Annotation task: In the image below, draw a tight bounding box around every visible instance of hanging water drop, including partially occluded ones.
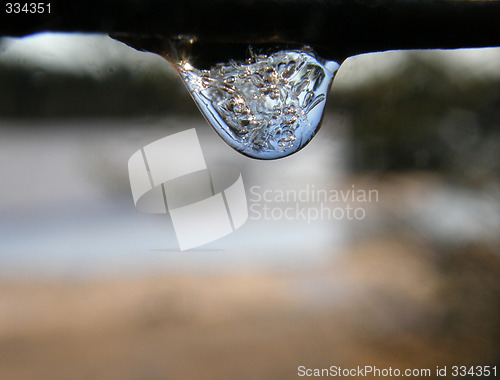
[170,43,339,159]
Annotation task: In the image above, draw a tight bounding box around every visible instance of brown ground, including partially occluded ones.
[1,236,498,380]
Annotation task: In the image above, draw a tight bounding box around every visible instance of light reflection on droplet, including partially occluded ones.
[176,48,339,159]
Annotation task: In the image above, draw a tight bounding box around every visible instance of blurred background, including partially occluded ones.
[0,33,499,379]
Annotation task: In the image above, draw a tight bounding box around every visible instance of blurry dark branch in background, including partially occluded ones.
[1,0,500,62]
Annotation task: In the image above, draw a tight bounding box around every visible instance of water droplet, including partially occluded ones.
[176,48,339,159]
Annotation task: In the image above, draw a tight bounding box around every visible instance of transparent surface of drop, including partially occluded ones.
[177,48,339,159]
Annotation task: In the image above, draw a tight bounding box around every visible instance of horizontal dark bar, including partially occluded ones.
[1,0,500,61]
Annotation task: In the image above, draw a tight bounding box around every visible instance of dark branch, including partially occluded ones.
[1,0,500,62]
